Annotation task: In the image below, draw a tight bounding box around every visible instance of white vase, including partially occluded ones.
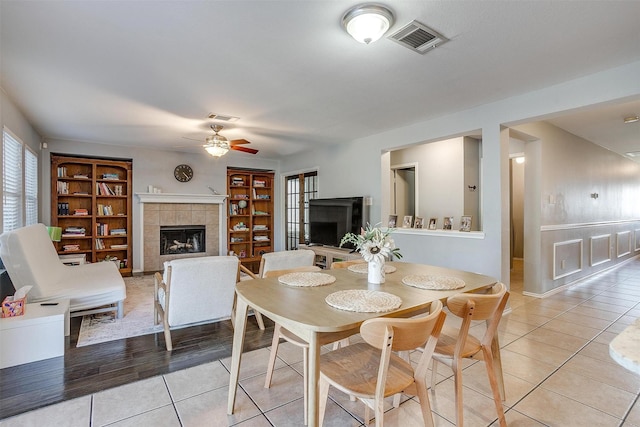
[368,255,386,284]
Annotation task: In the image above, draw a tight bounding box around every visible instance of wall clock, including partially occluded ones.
[174,164,193,182]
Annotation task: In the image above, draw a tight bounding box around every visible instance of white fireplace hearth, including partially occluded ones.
[137,193,227,273]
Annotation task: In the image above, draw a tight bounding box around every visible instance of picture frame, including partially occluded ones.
[460,215,472,232]
[428,218,437,230]
[402,215,413,228]
[388,215,398,228]
[414,217,424,229]
[443,216,453,230]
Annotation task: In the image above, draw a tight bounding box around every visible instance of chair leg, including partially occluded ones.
[375,395,385,427]
[491,336,506,400]
[483,347,507,427]
[430,359,439,391]
[116,300,124,319]
[264,324,282,388]
[414,376,435,427]
[163,324,173,351]
[452,360,464,427]
[254,310,265,330]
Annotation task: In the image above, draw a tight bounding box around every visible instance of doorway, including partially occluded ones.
[390,165,416,220]
[509,153,525,292]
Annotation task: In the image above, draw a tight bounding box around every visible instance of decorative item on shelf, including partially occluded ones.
[238,199,247,214]
[340,223,402,285]
[46,226,62,242]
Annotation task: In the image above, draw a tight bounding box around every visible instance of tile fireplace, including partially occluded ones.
[137,193,226,273]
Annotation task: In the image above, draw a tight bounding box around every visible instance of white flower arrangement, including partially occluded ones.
[340,223,402,262]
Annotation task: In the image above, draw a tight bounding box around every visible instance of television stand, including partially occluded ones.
[299,244,363,269]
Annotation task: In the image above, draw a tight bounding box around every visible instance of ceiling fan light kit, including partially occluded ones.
[342,4,394,44]
[202,124,258,157]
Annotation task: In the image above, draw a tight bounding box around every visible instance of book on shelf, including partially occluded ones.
[102,173,120,180]
[110,228,126,235]
[57,166,67,177]
[110,244,128,249]
[62,244,80,252]
[253,180,266,187]
[57,181,69,194]
[253,236,269,241]
[97,182,115,196]
[74,209,88,216]
[96,223,109,236]
[57,202,70,215]
[73,174,90,179]
[231,177,245,186]
[95,238,105,250]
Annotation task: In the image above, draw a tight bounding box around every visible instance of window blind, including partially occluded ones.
[2,128,38,232]
[25,147,38,226]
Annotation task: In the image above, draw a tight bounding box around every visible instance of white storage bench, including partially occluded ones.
[0,299,69,368]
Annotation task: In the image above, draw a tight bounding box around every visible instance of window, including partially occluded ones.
[2,127,38,232]
[285,171,318,249]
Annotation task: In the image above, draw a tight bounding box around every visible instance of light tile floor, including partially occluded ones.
[2,259,640,427]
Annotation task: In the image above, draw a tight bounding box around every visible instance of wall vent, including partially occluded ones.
[388,20,447,54]
[208,113,239,122]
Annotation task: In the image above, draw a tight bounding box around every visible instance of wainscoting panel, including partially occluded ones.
[536,220,640,296]
[617,231,631,258]
[553,239,583,280]
[590,234,611,267]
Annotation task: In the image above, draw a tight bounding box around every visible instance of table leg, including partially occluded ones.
[227,295,249,415]
[308,332,320,427]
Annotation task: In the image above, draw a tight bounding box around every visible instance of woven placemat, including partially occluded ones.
[278,272,336,287]
[402,275,465,290]
[325,290,402,313]
[347,263,397,274]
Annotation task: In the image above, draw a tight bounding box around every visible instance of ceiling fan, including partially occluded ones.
[202,125,258,157]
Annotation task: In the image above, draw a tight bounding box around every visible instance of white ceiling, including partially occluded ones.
[1,1,639,160]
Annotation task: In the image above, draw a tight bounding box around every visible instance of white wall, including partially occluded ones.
[281,60,640,287]
[513,121,640,294]
[390,137,464,226]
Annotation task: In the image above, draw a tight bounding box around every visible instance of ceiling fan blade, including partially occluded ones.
[182,136,203,142]
[231,145,259,154]
[230,138,251,146]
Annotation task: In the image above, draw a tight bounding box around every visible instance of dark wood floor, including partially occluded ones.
[0,315,275,420]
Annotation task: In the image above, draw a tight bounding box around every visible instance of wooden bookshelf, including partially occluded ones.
[227,168,274,273]
[51,154,132,276]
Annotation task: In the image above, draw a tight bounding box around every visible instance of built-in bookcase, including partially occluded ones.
[51,154,132,276]
[227,168,274,273]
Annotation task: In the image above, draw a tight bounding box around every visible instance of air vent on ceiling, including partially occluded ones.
[208,113,239,122]
[388,20,447,54]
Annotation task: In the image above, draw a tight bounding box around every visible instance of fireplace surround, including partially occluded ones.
[137,193,226,273]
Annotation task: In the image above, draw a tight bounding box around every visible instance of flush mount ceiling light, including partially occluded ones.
[342,4,394,44]
[623,116,639,124]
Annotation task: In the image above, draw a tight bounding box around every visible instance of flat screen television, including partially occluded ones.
[308,197,364,249]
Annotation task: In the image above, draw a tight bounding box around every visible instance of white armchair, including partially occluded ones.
[0,223,126,318]
[154,256,239,351]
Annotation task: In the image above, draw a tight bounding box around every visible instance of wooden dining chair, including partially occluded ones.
[262,266,321,424]
[319,300,446,427]
[234,249,317,330]
[431,282,509,427]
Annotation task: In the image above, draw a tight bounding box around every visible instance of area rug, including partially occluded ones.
[77,275,162,347]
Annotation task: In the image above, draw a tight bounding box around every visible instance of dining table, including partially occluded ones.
[227,261,498,427]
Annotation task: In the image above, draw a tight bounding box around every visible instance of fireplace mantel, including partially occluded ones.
[136,193,227,204]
